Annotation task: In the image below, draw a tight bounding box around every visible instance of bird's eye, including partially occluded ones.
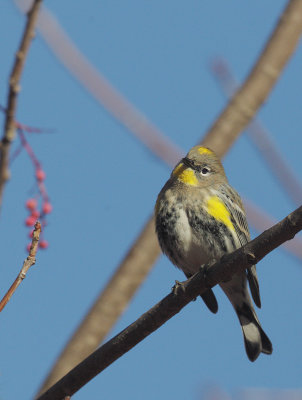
[200,167,210,176]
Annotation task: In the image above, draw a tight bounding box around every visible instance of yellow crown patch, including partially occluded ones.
[197,147,213,156]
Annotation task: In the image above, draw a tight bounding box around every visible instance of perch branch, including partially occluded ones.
[38,206,302,400]
[36,0,302,393]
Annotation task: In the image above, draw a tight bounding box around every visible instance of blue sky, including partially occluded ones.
[0,1,302,399]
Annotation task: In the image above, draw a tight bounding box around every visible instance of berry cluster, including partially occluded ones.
[1,104,53,252]
[15,128,53,252]
[25,194,52,251]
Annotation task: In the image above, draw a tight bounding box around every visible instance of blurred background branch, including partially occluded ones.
[14,0,184,167]
[210,57,302,206]
[202,0,302,155]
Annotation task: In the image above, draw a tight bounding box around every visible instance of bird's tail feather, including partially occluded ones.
[236,303,272,362]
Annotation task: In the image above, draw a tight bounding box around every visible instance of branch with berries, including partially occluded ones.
[18,128,52,250]
[0,0,49,250]
[0,104,53,250]
[38,205,302,400]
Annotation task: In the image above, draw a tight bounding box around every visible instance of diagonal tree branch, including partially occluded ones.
[36,0,302,394]
[0,0,43,209]
[38,205,302,400]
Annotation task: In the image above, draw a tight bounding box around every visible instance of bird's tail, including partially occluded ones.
[236,302,273,362]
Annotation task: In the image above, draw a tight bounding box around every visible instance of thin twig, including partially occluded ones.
[38,206,302,400]
[0,0,43,209]
[0,221,41,312]
[35,0,302,393]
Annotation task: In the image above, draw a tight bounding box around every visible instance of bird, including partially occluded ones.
[155,145,272,361]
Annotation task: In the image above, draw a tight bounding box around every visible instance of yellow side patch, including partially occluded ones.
[206,196,235,231]
[197,147,213,156]
[172,163,198,186]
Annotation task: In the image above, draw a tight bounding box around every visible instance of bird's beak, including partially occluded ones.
[181,157,197,171]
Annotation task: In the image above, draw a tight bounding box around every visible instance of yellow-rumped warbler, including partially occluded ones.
[155,145,272,362]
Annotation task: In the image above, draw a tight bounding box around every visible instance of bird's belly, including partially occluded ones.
[178,237,210,276]
[160,207,210,276]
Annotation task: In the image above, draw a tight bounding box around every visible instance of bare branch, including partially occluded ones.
[0,221,41,312]
[37,206,302,400]
[0,0,43,209]
[36,0,302,393]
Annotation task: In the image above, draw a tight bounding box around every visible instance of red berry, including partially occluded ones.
[31,210,40,218]
[42,202,52,214]
[25,216,36,226]
[39,240,49,249]
[28,230,34,238]
[26,198,37,210]
[26,243,32,252]
[36,169,46,181]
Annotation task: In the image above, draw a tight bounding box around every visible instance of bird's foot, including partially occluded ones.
[199,260,216,287]
[171,280,186,296]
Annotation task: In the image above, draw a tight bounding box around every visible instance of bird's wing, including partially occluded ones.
[218,184,261,308]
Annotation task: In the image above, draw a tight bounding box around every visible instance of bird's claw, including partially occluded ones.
[199,261,216,287]
[199,263,209,281]
[172,280,186,296]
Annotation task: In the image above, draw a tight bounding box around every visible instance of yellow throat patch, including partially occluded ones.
[172,163,198,186]
[206,196,235,231]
